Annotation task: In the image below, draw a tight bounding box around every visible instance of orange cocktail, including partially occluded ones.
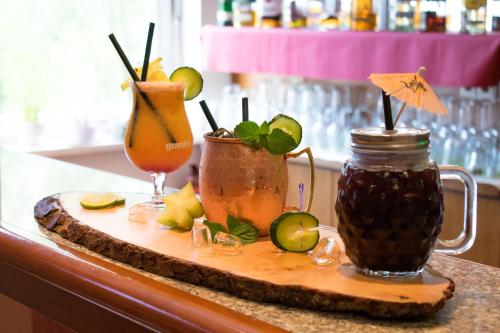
[124,81,193,173]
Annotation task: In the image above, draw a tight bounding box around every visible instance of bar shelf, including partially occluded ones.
[201,26,500,87]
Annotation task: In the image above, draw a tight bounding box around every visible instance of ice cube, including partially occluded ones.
[309,237,341,265]
[213,232,242,256]
[213,128,235,138]
[191,219,212,255]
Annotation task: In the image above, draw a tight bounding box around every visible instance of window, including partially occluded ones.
[0,0,163,147]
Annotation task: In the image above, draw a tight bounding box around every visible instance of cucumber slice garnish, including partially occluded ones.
[80,193,119,210]
[269,212,320,252]
[269,114,302,150]
[169,66,203,101]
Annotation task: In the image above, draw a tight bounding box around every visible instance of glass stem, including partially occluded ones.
[150,172,167,206]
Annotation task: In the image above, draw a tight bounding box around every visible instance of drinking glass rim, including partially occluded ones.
[203,133,241,143]
[134,81,185,91]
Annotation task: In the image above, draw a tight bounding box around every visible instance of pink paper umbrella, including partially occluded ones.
[369,67,448,126]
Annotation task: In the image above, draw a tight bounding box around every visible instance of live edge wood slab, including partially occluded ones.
[34,192,455,319]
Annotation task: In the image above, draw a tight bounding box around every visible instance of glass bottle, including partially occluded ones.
[217,0,234,26]
[233,0,256,27]
[320,0,342,30]
[335,127,477,277]
[283,0,307,28]
[390,0,417,32]
[492,16,500,32]
[420,0,447,32]
[256,0,283,28]
[461,0,487,34]
[305,0,325,29]
[351,0,377,31]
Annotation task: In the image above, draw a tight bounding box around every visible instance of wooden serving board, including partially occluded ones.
[34,192,454,319]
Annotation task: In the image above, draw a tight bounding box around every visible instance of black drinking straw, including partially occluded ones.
[141,23,155,81]
[129,23,155,147]
[381,90,394,131]
[108,32,176,145]
[199,100,219,132]
[108,34,140,82]
[242,97,249,122]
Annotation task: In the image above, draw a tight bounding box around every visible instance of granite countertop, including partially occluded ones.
[1,149,499,332]
[32,227,498,333]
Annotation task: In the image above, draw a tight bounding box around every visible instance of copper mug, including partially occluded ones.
[199,135,315,236]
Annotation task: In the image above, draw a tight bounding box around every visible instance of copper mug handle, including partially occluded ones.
[285,147,315,212]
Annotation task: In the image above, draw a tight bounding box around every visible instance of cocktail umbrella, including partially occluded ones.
[369,67,448,126]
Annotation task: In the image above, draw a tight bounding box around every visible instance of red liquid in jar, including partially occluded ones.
[335,164,444,273]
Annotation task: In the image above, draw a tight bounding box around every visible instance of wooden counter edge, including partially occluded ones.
[0,227,288,333]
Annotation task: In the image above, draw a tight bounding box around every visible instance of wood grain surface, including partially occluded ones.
[34,192,455,319]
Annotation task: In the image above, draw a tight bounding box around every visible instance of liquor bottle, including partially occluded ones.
[461,0,487,34]
[390,0,416,32]
[420,0,446,32]
[351,0,376,31]
[305,0,325,29]
[217,0,234,26]
[493,16,500,32]
[488,0,500,32]
[320,0,342,30]
[256,0,283,28]
[283,0,307,28]
[233,0,256,27]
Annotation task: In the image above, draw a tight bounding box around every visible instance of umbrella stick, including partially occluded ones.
[393,103,407,127]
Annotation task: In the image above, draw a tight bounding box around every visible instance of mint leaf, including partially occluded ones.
[265,128,297,155]
[203,220,227,242]
[226,215,260,244]
[234,121,260,146]
[235,120,297,155]
[257,121,270,148]
[259,121,270,135]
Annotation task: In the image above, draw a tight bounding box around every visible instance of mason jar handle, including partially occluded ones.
[285,147,315,212]
[435,165,477,255]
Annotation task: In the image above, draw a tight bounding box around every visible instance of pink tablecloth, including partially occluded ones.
[201,26,500,87]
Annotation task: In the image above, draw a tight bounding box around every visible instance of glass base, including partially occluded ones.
[358,267,424,278]
[128,200,164,223]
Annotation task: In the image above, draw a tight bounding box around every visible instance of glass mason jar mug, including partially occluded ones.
[335,127,477,277]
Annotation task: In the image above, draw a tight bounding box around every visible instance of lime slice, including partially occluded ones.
[169,66,203,101]
[269,212,319,252]
[80,193,120,210]
[269,114,302,150]
[114,196,126,206]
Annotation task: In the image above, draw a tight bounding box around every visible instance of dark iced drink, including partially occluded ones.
[336,164,444,274]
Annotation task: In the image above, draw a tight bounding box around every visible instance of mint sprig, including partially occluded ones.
[234,120,296,155]
[234,121,261,145]
[227,215,260,244]
[265,128,297,155]
[203,215,259,244]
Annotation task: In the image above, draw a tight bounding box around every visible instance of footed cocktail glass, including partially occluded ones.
[124,82,193,220]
